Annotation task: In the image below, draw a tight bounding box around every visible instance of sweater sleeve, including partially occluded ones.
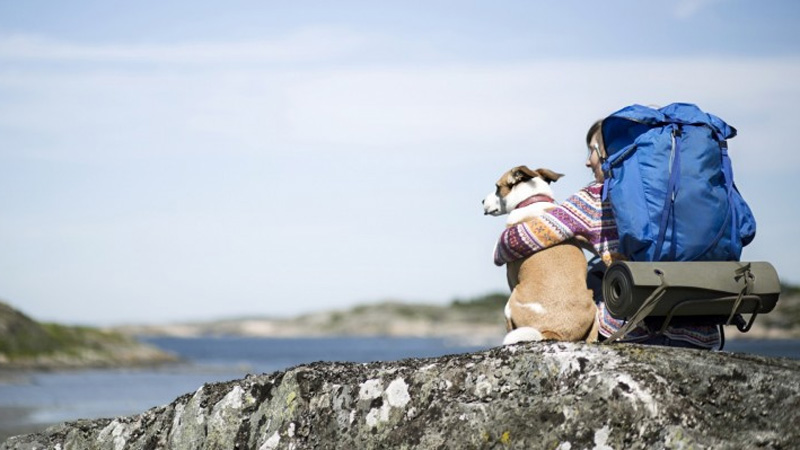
[493,184,619,266]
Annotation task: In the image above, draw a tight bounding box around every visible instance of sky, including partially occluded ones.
[1,0,799,326]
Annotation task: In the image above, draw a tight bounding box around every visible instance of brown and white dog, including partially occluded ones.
[482,165,598,345]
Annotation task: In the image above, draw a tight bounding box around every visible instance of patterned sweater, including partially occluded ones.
[494,183,721,348]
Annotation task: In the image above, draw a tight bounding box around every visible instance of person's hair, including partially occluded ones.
[586,119,604,150]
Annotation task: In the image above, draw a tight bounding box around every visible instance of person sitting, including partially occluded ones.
[493,120,721,349]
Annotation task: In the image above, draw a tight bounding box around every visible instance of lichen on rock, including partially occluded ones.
[3,342,799,449]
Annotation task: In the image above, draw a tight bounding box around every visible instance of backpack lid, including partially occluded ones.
[601,103,737,158]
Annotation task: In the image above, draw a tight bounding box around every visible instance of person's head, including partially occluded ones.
[585,119,606,183]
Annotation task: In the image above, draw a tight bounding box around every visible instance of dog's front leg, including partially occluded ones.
[506,260,522,289]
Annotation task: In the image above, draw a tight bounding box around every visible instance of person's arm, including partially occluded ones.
[494,184,616,266]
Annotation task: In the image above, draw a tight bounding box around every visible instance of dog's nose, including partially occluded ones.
[481,199,484,205]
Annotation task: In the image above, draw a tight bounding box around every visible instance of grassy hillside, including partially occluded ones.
[112,293,511,342]
[278,294,508,340]
[450,292,507,314]
[0,301,178,369]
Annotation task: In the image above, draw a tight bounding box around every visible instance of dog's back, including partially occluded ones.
[504,240,598,343]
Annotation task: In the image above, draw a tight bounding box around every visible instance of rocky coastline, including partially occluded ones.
[0,301,179,372]
[4,341,799,449]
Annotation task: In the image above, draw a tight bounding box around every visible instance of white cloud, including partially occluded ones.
[3,55,799,172]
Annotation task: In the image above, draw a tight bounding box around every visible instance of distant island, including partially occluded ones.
[112,287,800,341]
[0,301,178,371]
[111,293,511,345]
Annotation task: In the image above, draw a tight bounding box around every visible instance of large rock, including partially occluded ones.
[3,342,799,449]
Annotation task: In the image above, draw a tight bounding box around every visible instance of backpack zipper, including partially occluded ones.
[669,127,680,201]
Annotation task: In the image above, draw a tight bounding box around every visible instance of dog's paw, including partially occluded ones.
[502,327,543,345]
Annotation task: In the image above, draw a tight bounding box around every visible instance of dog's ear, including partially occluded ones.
[535,168,564,184]
[507,165,539,185]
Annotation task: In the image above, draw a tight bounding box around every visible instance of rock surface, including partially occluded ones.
[3,342,799,449]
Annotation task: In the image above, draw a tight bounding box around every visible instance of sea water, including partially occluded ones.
[0,336,798,439]
[0,336,488,437]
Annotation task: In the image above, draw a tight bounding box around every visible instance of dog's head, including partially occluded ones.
[482,165,563,216]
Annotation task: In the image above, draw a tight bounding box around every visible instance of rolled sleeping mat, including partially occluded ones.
[603,261,781,320]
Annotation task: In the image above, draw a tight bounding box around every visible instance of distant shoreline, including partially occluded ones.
[107,293,800,342]
[118,326,796,341]
[109,313,798,342]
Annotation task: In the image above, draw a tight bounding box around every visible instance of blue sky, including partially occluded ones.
[1,1,799,325]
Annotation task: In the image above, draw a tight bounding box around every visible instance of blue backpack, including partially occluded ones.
[601,103,756,262]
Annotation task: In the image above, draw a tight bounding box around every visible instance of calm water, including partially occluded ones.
[0,336,488,436]
[0,336,798,438]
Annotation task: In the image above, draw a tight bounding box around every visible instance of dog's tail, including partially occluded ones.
[502,327,543,345]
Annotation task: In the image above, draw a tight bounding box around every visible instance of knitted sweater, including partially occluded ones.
[494,183,721,349]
